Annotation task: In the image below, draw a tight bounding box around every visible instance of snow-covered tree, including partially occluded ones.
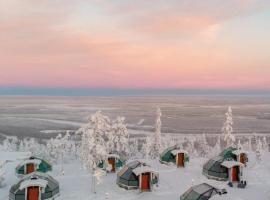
[211,135,221,156]
[2,137,19,151]
[77,111,110,193]
[242,139,250,152]
[143,108,163,160]
[182,136,195,155]
[237,139,243,150]
[255,138,263,162]
[0,161,5,188]
[248,136,253,151]
[197,134,209,157]
[46,138,58,162]
[129,138,139,158]
[47,132,76,174]
[221,106,235,148]
[107,117,129,158]
[18,138,43,157]
[141,137,151,160]
[250,133,258,151]
[153,108,162,156]
[262,136,268,152]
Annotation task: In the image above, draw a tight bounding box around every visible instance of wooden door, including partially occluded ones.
[141,173,150,190]
[26,163,35,174]
[27,186,39,200]
[232,166,239,182]
[178,153,184,167]
[108,157,116,172]
[240,154,245,164]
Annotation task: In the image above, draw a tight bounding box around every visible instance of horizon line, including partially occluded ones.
[0,87,270,96]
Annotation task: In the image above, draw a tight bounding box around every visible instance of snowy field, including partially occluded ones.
[1,96,270,200]
[1,152,270,200]
[1,96,270,140]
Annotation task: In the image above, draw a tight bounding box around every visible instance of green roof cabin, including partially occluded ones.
[180,183,227,200]
[117,160,159,191]
[160,145,189,167]
[203,147,245,182]
[98,154,125,173]
[9,172,59,200]
[16,156,52,176]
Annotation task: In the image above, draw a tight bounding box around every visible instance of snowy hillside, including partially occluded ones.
[1,108,270,200]
[1,152,270,200]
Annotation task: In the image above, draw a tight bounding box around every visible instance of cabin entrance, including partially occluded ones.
[177,153,184,167]
[232,166,239,182]
[141,172,150,190]
[240,153,246,164]
[26,163,35,174]
[27,186,39,200]
[108,157,116,172]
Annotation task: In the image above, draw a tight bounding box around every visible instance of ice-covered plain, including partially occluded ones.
[1,96,270,140]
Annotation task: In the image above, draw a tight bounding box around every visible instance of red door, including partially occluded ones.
[26,163,35,174]
[232,166,239,182]
[178,153,184,167]
[108,157,116,172]
[27,186,39,200]
[141,173,150,190]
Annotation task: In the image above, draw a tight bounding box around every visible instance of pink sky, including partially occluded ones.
[0,0,270,89]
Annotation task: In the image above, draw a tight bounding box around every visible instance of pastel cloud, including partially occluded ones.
[0,0,270,89]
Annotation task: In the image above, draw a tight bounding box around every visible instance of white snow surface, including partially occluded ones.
[1,152,270,200]
[107,154,120,159]
[171,149,188,156]
[0,151,31,162]
[132,166,159,176]
[16,159,41,169]
[221,161,244,168]
[19,179,48,190]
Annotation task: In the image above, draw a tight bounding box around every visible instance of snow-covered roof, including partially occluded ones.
[19,179,48,190]
[221,161,244,168]
[107,154,120,159]
[171,149,188,156]
[17,159,41,169]
[126,159,147,165]
[0,151,31,162]
[232,150,248,156]
[132,166,159,176]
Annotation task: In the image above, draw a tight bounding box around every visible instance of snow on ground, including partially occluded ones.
[1,152,270,200]
[0,152,31,162]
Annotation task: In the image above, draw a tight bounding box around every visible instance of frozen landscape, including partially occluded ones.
[1,96,270,140]
[0,96,270,200]
[1,151,270,200]
[2,0,270,199]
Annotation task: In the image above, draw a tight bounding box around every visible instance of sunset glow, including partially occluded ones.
[1,0,270,90]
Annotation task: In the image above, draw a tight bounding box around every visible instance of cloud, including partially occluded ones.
[92,0,270,37]
[131,14,218,37]
[0,0,269,89]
